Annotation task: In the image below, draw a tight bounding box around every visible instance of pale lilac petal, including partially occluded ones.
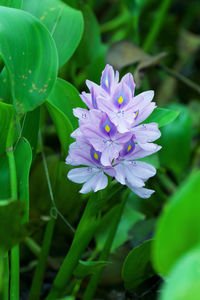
[133,102,157,125]
[127,183,155,199]
[101,143,121,166]
[73,108,89,123]
[67,167,97,183]
[80,171,108,193]
[100,64,116,94]
[123,163,145,187]
[133,90,154,106]
[131,161,156,179]
[80,92,93,109]
[127,144,162,160]
[132,123,161,143]
[114,163,126,185]
[137,142,160,151]
[121,73,135,97]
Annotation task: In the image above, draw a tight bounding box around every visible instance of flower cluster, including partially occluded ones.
[66,65,161,198]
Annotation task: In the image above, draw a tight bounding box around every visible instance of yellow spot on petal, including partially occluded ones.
[94,152,99,160]
[105,125,110,132]
[105,78,109,87]
[134,110,139,119]
[118,96,123,104]
[127,145,132,152]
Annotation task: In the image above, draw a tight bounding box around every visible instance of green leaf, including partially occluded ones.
[152,171,200,276]
[46,101,73,155]
[0,0,22,8]
[95,204,144,252]
[122,240,154,290]
[158,104,192,180]
[0,6,58,113]
[23,0,84,67]
[160,245,200,300]
[0,102,15,156]
[47,78,85,129]
[0,138,32,209]
[145,108,179,128]
[73,260,109,279]
[14,138,32,222]
[0,201,36,255]
[21,108,40,159]
[75,5,105,67]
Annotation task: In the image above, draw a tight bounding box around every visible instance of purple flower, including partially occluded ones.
[66,64,161,197]
[66,140,115,193]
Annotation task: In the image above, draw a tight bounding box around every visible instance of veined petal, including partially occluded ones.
[73,108,89,123]
[127,184,155,199]
[100,64,116,94]
[127,144,162,160]
[101,143,122,166]
[132,123,161,143]
[121,73,135,97]
[79,171,108,193]
[67,167,98,183]
[131,161,156,180]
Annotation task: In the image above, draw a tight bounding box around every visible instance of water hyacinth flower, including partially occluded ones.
[66,64,161,198]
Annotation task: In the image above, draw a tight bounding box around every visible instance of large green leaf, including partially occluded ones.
[47,78,85,129]
[46,101,73,155]
[0,102,15,156]
[158,104,192,180]
[160,245,200,300]
[122,240,154,290]
[145,108,179,128]
[23,0,84,67]
[0,6,58,113]
[152,171,200,275]
[0,0,22,8]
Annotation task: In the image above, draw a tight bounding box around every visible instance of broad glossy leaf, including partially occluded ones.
[47,78,84,129]
[152,171,200,275]
[46,101,73,154]
[0,0,22,8]
[73,260,109,279]
[95,204,144,252]
[122,240,154,290]
[145,108,179,128]
[160,246,200,300]
[158,104,192,180]
[0,102,15,156]
[0,6,58,113]
[23,0,84,67]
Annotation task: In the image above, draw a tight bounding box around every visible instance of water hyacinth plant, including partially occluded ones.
[0,1,200,300]
[66,65,161,198]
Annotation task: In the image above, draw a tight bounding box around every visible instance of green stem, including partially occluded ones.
[46,193,102,299]
[143,0,172,52]
[3,254,9,300]
[7,147,19,300]
[159,64,200,95]
[83,192,128,300]
[100,10,131,33]
[29,218,55,300]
